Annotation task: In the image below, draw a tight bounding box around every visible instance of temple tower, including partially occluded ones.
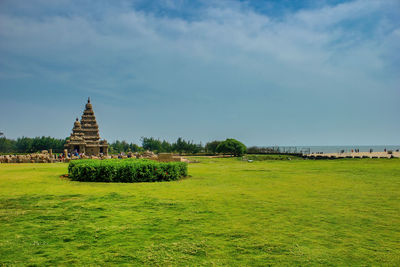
[65,98,108,156]
[65,118,86,154]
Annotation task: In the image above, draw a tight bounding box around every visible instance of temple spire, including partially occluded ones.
[65,98,108,156]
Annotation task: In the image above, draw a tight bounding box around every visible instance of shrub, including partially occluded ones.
[216,138,247,157]
[68,158,188,183]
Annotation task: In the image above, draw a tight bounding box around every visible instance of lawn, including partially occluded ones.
[0,158,399,265]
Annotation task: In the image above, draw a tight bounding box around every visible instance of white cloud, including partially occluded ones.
[0,1,398,90]
[294,0,382,27]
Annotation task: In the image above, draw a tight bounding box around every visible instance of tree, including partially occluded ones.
[129,143,142,153]
[109,140,142,153]
[173,137,186,155]
[161,140,172,153]
[16,137,33,153]
[216,138,247,157]
[0,137,16,153]
[205,140,222,154]
[141,137,162,152]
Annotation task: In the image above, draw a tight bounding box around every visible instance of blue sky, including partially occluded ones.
[0,0,399,146]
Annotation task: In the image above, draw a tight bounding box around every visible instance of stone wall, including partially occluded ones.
[158,153,185,162]
[0,151,55,163]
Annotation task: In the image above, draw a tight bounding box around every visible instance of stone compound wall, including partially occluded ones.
[158,153,185,162]
[0,151,56,163]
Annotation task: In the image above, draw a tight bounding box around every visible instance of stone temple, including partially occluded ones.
[65,98,108,156]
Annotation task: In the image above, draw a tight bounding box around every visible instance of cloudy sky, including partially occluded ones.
[0,0,399,146]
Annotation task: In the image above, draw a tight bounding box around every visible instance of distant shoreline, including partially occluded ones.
[266,145,400,154]
[305,151,400,159]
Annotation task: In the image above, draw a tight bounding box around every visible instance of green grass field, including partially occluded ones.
[1,158,399,265]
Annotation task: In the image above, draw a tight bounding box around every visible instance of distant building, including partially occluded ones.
[65,98,108,156]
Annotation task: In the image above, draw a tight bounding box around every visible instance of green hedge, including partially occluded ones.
[68,159,188,182]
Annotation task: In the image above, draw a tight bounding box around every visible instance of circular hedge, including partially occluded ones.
[68,158,188,182]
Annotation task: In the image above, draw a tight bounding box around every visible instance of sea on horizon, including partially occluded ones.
[270,145,400,154]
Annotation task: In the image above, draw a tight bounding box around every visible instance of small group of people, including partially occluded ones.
[54,152,72,159]
[70,150,84,158]
[348,148,398,153]
[117,152,134,159]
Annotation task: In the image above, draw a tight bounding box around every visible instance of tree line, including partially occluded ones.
[0,136,66,153]
[1,136,247,156]
[109,137,204,154]
[107,137,246,156]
